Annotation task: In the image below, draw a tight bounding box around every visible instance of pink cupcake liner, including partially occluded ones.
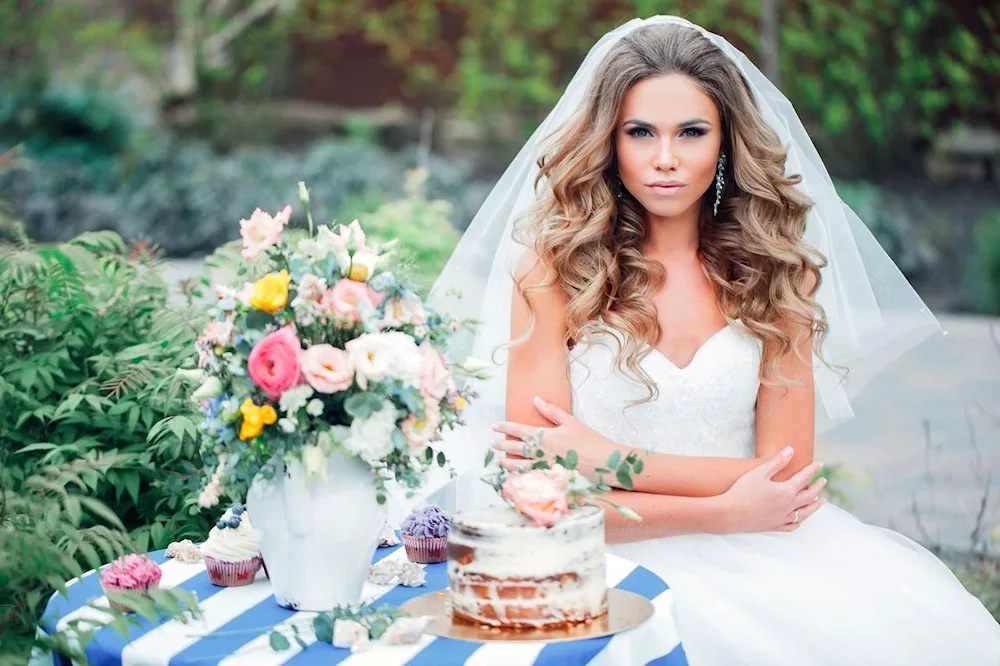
[101,582,159,613]
[203,555,262,587]
[402,534,448,564]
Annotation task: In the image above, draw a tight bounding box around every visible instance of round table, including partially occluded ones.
[40,540,689,665]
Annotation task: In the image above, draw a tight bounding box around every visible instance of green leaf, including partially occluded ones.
[269,631,291,651]
[391,428,407,451]
[245,310,275,330]
[436,451,446,467]
[606,450,621,469]
[122,470,141,506]
[632,459,644,474]
[344,392,383,420]
[484,449,495,467]
[564,450,578,470]
[313,615,334,644]
[616,467,633,490]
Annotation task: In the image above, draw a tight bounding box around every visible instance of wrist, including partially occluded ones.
[705,493,738,535]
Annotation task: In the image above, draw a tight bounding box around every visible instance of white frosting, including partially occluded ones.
[200,508,260,562]
[447,505,607,627]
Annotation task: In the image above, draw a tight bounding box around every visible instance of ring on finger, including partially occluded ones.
[793,509,800,524]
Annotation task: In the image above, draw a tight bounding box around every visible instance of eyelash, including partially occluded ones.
[625,127,707,139]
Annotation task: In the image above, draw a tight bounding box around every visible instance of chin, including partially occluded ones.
[633,195,698,221]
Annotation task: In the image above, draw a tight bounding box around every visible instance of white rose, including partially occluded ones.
[306,399,324,416]
[346,332,420,390]
[346,403,398,461]
[278,418,296,434]
[380,292,426,329]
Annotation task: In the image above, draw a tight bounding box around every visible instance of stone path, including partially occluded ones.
[160,258,1000,554]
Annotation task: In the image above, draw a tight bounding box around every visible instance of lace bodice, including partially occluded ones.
[569,324,761,459]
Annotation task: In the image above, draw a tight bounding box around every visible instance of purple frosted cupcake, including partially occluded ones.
[401,505,451,563]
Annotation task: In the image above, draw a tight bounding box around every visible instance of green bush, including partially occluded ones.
[0,222,213,552]
[1,136,486,257]
[0,456,200,664]
[968,210,1000,315]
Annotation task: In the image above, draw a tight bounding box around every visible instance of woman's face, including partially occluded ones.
[615,74,724,222]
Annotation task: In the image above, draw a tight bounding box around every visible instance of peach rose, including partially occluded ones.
[418,344,451,401]
[247,326,303,400]
[502,467,570,527]
[321,279,381,322]
[301,344,354,394]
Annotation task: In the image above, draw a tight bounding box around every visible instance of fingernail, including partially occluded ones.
[533,396,544,406]
[818,477,828,487]
[781,446,793,457]
[817,461,824,470]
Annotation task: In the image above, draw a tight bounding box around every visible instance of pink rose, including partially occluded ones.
[240,205,292,259]
[419,344,451,401]
[248,326,303,400]
[502,467,570,527]
[401,399,442,449]
[301,344,354,393]
[321,279,382,322]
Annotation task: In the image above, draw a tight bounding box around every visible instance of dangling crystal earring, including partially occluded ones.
[713,153,726,216]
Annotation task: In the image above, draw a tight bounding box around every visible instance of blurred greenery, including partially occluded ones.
[967,210,1000,315]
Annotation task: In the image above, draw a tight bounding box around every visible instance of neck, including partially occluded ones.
[643,205,701,257]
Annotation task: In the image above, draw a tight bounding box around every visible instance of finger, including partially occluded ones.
[498,456,530,473]
[793,477,828,508]
[491,439,528,456]
[532,396,573,426]
[784,461,824,491]
[761,446,795,479]
[491,421,542,441]
[792,497,826,524]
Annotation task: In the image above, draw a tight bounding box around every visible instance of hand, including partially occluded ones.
[719,447,827,534]
[491,396,613,476]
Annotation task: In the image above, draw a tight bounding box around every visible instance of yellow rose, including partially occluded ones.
[452,396,468,410]
[250,270,291,314]
[239,398,278,441]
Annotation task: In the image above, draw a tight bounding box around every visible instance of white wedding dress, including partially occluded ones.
[568,322,1000,666]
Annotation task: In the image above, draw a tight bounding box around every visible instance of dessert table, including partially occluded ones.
[39,540,688,665]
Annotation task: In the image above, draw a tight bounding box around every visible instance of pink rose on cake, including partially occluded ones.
[502,466,571,527]
[248,326,303,400]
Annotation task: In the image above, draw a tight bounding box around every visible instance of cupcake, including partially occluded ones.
[401,505,450,564]
[100,554,162,612]
[200,502,263,586]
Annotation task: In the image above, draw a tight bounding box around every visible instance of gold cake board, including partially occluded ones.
[400,588,654,643]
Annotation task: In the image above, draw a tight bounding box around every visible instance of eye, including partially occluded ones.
[680,127,707,138]
[626,127,652,139]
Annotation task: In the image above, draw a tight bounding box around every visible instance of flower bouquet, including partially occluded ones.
[186,182,486,610]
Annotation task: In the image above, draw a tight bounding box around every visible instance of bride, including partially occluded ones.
[411,15,1000,665]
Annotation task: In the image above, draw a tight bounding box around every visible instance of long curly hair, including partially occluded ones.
[513,22,829,399]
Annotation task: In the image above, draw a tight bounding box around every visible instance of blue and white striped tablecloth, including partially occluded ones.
[40,541,688,666]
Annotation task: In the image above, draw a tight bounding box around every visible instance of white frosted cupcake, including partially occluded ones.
[201,502,262,586]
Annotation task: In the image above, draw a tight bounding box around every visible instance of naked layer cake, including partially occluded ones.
[446,505,607,629]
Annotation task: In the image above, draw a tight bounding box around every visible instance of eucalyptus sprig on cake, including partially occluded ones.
[187,181,488,507]
[482,431,643,526]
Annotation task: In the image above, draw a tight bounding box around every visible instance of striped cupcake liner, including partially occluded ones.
[402,534,448,564]
[203,555,262,587]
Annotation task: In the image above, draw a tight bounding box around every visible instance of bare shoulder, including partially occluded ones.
[513,247,568,309]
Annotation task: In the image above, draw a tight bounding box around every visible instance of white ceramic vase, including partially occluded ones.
[246,439,387,611]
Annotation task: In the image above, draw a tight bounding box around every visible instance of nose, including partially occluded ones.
[652,138,678,171]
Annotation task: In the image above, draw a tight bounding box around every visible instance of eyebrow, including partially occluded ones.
[622,118,713,129]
